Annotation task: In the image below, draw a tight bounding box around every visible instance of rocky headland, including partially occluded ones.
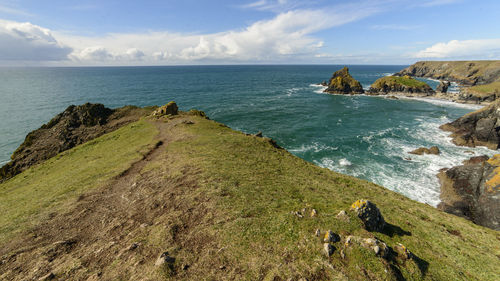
[436,99,500,230]
[0,103,154,181]
[324,67,364,94]
[440,99,500,149]
[1,101,499,280]
[368,75,435,96]
[397,60,500,104]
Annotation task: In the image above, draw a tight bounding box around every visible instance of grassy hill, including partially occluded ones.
[1,111,499,280]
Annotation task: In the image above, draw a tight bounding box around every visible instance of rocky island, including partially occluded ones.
[368,75,435,96]
[1,102,499,280]
[323,66,364,94]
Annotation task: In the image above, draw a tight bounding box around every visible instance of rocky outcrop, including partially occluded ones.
[396,61,500,86]
[436,81,450,93]
[0,103,154,181]
[368,75,434,95]
[409,146,440,155]
[152,101,178,116]
[437,155,500,230]
[440,100,500,149]
[350,199,385,232]
[324,67,364,94]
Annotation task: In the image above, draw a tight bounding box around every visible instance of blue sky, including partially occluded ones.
[0,0,499,65]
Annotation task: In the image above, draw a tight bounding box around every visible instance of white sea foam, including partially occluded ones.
[397,96,482,110]
[289,142,338,153]
[309,84,327,94]
[339,158,352,166]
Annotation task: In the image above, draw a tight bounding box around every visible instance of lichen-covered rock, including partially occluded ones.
[323,243,334,256]
[393,243,412,261]
[440,99,500,149]
[409,146,440,155]
[153,101,178,116]
[310,209,317,217]
[350,199,385,232]
[438,154,500,230]
[323,230,340,243]
[369,75,434,95]
[324,67,364,94]
[343,236,389,258]
[335,210,349,221]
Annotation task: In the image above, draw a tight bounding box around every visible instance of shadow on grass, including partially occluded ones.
[411,252,429,278]
[382,222,412,237]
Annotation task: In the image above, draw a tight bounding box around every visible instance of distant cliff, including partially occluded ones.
[396,61,500,86]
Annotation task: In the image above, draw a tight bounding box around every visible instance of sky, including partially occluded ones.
[0,0,499,66]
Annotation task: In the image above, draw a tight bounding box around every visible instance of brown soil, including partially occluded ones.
[0,116,219,280]
[0,104,155,181]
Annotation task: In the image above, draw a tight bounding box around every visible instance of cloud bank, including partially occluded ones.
[414,39,500,59]
[0,20,72,61]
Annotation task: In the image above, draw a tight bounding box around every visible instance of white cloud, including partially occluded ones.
[0,20,72,61]
[52,3,380,65]
[414,39,500,59]
[370,24,422,30]
[241,0,301,12]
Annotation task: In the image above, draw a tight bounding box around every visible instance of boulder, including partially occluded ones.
[344,236,389,259]
[323,243,334,256]
[350,199,385,232]
[324,67,364,94]
[409,146,440,155]
[393,243,412,261]
[437,154,500,230]
[153,101,178,116]
[323,230,340,243]
[440,99,500,149]
[436,81,451,93]
[462,155,489,165]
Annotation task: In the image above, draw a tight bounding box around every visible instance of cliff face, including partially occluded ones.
[324,67,364,94]
[0,103,154,181]
[440,99,500,149]
[438,155,500,230]
[396,61,500,86]
[369,75,434,95]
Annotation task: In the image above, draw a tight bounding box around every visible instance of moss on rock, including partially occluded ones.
[369,75,434,95]
[324,67,364,94]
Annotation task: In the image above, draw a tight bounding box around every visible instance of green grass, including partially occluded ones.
[150,116,500,280]
[373,76,429,88]
[1,115,499,280]
[0,120,158,243]
[467,81,500,95]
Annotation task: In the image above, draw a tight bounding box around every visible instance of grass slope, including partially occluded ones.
[0,120,158,244]
[1,114,499,280]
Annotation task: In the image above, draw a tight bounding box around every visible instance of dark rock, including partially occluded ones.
[254,131,263,137]
[436,81,451,93]
[0,103,152,182]
[437,155,500,230]
[350,199,385,232]
[409,146,440,155]
[462,155,489,165]
[155,251,176,267]
[440,100,500,149]
[323,243,334,256]
[324,67,364,94]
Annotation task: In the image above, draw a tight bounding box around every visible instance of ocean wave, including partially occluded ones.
[339,158,352,166]
[309,84,327,94]
[397,96,482,110]
[289,142,338,153]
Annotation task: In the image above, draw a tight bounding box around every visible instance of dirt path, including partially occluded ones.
[0,116,212,280]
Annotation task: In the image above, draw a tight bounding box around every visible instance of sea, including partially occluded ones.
[0,65,494,206]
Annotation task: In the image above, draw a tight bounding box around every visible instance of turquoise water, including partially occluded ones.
[0,65,493,205]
